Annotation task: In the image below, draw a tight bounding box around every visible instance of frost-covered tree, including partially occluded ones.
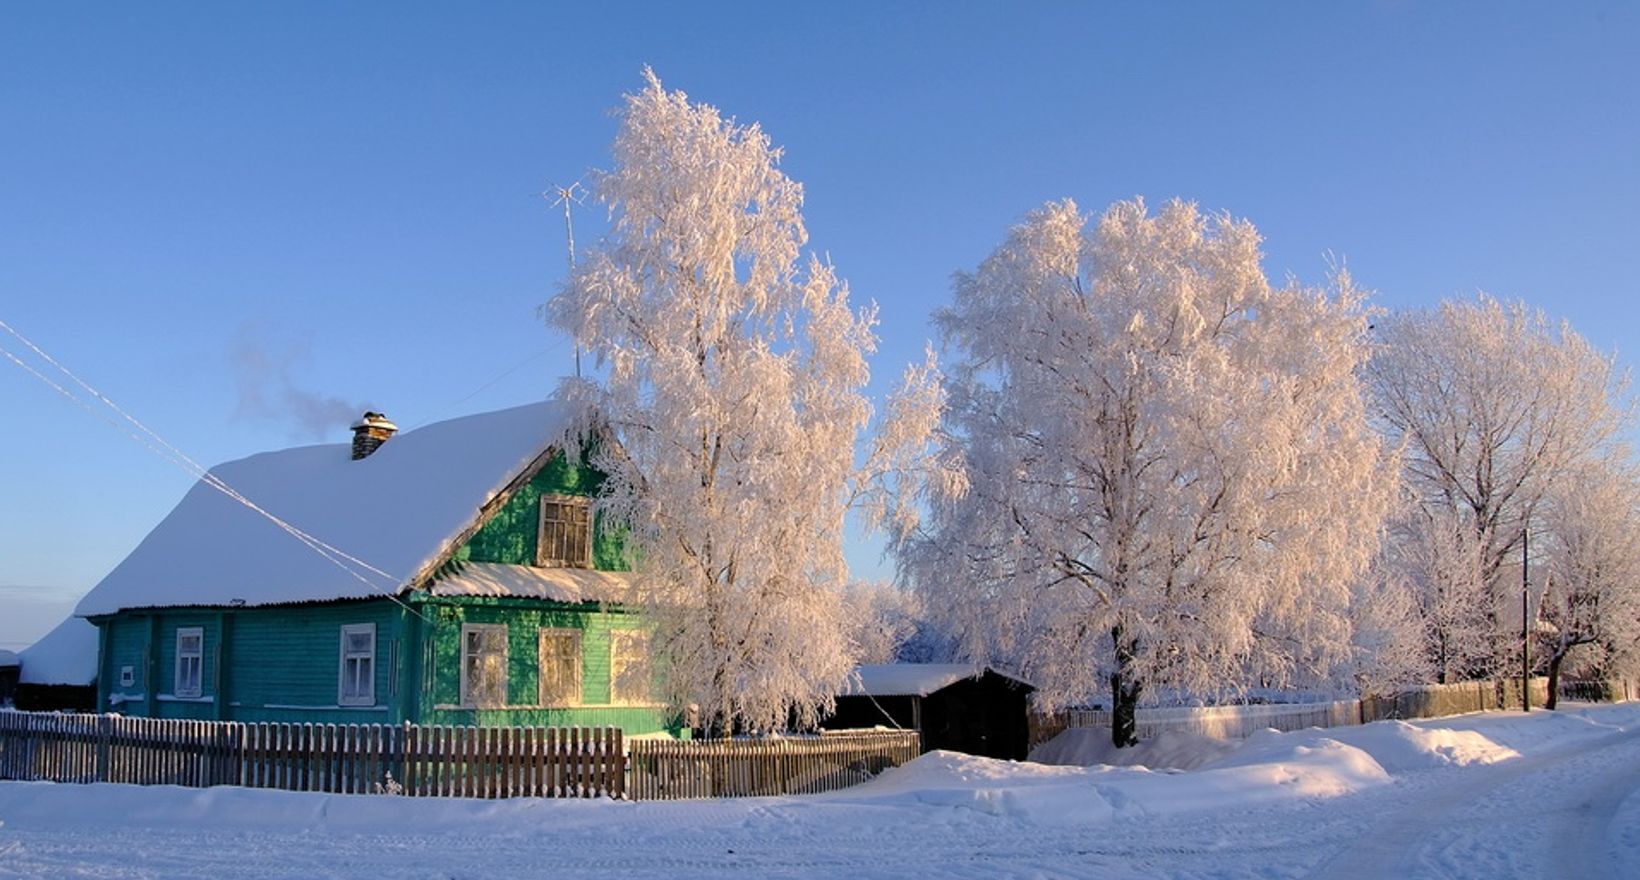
[903,199,1392,746]
[840,580,921,665]
[1386,504,1493,682]
[1368,296,1630,679]
[545,71,932,735]
[1343,571,1432,694]
[1538,463,1640,707]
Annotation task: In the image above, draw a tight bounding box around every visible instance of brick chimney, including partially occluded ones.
[350,411,398,460]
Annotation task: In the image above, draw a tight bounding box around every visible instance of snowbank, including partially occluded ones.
[1030,727,1240,770]
[2,705,1638,879]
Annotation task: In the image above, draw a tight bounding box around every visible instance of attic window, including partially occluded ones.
[536,494,592,568]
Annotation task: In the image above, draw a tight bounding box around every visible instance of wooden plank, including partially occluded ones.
[403,724,418,796]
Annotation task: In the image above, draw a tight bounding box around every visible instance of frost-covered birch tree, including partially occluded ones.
[1367,296,1630,679]
[904,199,1392,746]
[544,71,934,735]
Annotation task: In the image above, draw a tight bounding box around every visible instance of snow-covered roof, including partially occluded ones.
[427,562,635,605]
[76,401,575,616]
[844,664,1018,697]
[0,650,17,668]
[19,616,99,685]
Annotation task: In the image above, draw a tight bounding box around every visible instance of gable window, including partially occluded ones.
[609,629,652,705]
[460,623,508,708]
[538,628,583,706]
[338,623,376,706]
[536,494,591,568]
[174,627,204,698]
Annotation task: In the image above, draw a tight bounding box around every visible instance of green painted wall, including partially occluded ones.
[411,595,673,734]
[455,451,628,571]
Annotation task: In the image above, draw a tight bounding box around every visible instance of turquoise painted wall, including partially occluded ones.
[93,611,223,720]
[455,451,628,571]
[225,600,402,724]
[94,601,402,724]
[93,595,676,734]
[99,614,149,709]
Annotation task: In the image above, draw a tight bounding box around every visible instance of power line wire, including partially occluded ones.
[0,318,429,621]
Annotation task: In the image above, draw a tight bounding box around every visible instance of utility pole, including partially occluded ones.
[548,181,586,378]
[1522,526,1531,712]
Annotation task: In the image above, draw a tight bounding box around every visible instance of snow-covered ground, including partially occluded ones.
[2,704,1638,879]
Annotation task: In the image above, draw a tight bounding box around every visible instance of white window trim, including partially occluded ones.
[174,626,204,699]
[459,623,509,709]
[537,627,584,707]
[338,623,376,707]
[608,629,653,706]
[535,493,592,568]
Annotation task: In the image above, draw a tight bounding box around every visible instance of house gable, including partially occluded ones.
[449,450,628,573]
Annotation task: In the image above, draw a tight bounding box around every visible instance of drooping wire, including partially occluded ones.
[0,318,431,621]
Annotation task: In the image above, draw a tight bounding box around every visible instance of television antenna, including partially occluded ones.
[547,180,587,378]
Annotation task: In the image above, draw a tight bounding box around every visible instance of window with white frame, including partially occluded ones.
[338,623,376,706]
[174,627,204,698]
[461,623,508,708]
[609,629,652,705]
[536,494,592,568]
[537,628,583,706]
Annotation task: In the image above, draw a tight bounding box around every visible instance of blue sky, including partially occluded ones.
[2,3,1637,651]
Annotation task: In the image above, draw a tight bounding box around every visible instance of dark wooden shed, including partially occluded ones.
[0,652,17,706]
[825,664,1034,761]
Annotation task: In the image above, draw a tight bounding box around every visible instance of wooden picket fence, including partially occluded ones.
[627,729,921,800]
[1031,677,1629,747]
[238,722,623,798]
[0,711,918,801]
[0,712,622,798]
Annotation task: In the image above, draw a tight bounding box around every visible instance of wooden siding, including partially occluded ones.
[413,596,671,733]
[99,614,150,709]
[454,451,627,571]
[94,600,404,725]
[225,600,401,724]
[94,596,675,735]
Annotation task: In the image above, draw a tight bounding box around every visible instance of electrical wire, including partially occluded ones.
[0,318,430,621]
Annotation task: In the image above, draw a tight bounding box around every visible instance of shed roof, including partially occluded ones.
[76,401,576,616]
[843,663,1029,698]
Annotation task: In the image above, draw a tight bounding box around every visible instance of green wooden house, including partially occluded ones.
[75,402,678,734]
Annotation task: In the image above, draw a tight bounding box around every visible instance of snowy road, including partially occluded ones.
[1311,724,1640,879]
[2,705,1638,879]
